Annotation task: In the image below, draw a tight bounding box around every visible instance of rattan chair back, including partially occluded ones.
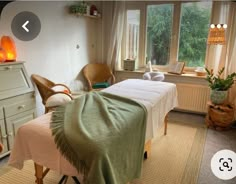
[31,74,56,105]
[31,74,72,113]
[82,63,115,91]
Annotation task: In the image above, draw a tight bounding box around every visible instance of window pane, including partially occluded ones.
[178,2,212,67]
[146,4,173,65]
[126,10,140,60]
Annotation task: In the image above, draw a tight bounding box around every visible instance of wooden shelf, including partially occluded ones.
[74,13,101,19]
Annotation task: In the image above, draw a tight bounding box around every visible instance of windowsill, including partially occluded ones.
[115,68,206,79]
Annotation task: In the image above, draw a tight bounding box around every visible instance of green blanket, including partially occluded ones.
[50,91,147,184]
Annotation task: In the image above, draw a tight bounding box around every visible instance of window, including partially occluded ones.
[125,10,140,60]
[121,1,212,69]
[178,2,212,67]
[146,4,173,65]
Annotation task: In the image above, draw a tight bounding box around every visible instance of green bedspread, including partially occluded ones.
[50,91,147,184]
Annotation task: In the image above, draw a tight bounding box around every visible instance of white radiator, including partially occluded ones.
[175,83,210,113]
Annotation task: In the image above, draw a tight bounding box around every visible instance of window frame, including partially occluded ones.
[121,1,212,71]
[121,2,146,69]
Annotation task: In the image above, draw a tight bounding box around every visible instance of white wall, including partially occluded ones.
[101,1,114,63]
[0,1,102,115]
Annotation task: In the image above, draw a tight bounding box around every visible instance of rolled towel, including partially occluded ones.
[143,72,151,80]
[143,72,165,81]
[152,72,165,81]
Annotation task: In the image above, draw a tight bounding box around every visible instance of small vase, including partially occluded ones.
[210,90,228,105]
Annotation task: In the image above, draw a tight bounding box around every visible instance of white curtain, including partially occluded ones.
[106,1,126,70]
[205,1,230,74]
[226,3,236,117]
[205,2,236,116]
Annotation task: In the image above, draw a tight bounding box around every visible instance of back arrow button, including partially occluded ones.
[11,11,41,41]
[22,20,29,32]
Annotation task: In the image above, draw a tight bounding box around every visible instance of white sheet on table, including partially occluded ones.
[8,112,81,176]
[102,79,178,140]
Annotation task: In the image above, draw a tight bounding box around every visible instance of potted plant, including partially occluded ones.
[205,67,236,104]
[69,2,88,15]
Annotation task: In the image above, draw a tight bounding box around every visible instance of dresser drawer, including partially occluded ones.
[4,99,35,117]
[0,63,34,100]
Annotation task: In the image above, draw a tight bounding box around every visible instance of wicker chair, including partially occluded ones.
[31,74,73,113]
[82,63,115,91]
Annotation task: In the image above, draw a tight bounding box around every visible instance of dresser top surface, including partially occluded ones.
[0,61,25,66]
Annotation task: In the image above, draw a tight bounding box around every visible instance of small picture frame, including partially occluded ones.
[168,62,185,75]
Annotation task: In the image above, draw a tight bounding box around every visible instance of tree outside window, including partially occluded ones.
[146,4,173,65]
[146,2,212,67]
[178,2,212,67]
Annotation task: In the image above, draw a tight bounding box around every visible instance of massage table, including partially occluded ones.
[8,79,178,184]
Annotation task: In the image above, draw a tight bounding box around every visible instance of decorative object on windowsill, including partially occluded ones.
[123,59,135,71]
[205,67,236,105]
[145,61,153,72]
[0,36,17,62]
[0,47,6,63]
[168,62,185,75]
[207,24,227,45]
[143,72,165,81]
[195,67,206,76]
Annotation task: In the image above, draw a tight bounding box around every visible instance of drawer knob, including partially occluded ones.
[8,132,13,136]
[18,105,26,109]
[2,135,7,139]
[5,66,12,70]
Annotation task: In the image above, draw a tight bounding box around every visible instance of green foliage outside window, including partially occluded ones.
[178,3,212,67]
[147,4,172,65]
[146,2,212,67]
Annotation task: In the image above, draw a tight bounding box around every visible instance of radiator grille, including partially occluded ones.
[176,83,210,113]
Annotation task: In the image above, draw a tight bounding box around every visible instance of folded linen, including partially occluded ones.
[143,72,165,81]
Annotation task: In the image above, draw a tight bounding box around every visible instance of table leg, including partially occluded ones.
[34,162,44,184]
[144,139,152,159]
[164,114,168,135]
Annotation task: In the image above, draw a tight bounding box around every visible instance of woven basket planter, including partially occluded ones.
[208,105,234,127]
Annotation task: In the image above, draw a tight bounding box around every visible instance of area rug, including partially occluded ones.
[0,121,207,184]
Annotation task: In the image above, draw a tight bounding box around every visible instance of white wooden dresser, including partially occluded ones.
[0,61,36,158]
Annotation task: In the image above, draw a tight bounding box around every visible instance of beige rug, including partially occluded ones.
[0,121,206,184]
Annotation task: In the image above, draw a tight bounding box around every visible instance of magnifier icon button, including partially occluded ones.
[223,162,229,168]
[211,149,236,180]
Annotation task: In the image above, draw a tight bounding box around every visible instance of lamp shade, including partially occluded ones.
[1,36,17,61]
[0,47,6,63]
[207,24,226,45]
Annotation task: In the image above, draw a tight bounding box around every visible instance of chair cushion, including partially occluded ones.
[92,82,110,89]
[51,86,70,94]
[45,94,72,107]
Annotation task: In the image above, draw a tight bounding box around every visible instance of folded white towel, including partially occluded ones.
[143,72,165,81]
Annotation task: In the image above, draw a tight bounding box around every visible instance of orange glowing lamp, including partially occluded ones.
[1,36,17,62]
[0,47,6,63]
